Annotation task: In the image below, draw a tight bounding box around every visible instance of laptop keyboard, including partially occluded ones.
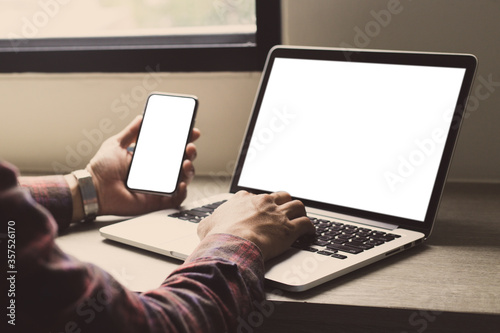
[292,217,401,259]
[169,202,400,259]
[168,200,227,223]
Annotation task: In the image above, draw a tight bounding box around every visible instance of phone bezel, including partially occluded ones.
[125,92,198,196]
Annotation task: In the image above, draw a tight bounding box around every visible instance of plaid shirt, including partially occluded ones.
[1,162,265,333]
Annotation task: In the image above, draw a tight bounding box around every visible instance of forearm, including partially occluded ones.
[18,174,74,231]
[19,231,264,333]
[19,171,93,231]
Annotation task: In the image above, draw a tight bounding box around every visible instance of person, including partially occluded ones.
[0,116,315,332]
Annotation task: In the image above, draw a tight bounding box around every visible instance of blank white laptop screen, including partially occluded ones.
[238,58,466,222]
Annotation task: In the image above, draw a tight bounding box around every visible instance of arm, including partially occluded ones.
[18,174,74,230]
[18,115,200,232]
[2,161,264,332]
[143,234,265,332]
[2,120,314,332]
[17,173,88,230]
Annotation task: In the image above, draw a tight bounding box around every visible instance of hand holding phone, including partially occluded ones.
[126,93,198,196]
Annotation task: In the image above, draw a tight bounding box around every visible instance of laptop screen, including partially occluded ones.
[234,48,475,226]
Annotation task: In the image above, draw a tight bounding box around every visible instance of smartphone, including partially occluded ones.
[126,93,198,195]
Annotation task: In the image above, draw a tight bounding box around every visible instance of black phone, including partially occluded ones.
[126,93,198,196]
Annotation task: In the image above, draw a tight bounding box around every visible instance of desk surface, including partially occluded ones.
[56,178,500,332]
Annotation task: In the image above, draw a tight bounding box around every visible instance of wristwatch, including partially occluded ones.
[72,169,99,222]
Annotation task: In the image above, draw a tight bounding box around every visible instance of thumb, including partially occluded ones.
[116,115,143,148]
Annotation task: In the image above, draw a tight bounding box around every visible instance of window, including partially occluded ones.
[0,0,281,72]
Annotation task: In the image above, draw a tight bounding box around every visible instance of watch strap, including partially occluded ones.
[72,169,98,222]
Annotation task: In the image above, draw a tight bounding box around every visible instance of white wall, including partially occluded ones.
[1,0,499,182]
[0,72,260,175]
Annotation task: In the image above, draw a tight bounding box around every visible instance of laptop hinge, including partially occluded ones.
[306,207,399,231]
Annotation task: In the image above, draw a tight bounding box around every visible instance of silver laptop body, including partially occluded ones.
[100,46,477,292]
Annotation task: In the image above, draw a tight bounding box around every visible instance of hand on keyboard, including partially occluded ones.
[197,191,315,261]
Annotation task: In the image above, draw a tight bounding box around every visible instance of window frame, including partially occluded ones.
[0,0,281,73]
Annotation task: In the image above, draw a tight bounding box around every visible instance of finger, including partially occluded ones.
[292,215,316,236]
[279,199,307,220]
[185,142,197,161]
[270,191,292,205]
[117,115,143,148]
[190,128,201,143]
[234,190,251,198]
[197,215,210,239]
[170,181,188,208]
[180,160,195,184]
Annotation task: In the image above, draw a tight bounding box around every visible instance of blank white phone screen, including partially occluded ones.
[127,94,196,194]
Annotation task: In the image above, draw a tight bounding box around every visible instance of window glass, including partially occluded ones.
[0,0,279,72]
[0,0,256,40]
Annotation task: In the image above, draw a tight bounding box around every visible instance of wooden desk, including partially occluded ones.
[261,182,500,332]
[56,179,500,333]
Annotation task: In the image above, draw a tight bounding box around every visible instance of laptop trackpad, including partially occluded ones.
[100,211,197,246]
[161,233,200,260]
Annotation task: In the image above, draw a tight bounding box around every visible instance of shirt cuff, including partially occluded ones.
[186,233,265,279]
[19,175,73,232]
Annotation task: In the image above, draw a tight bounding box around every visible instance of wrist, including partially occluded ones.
[64,173,84,222]
[65,169,99,222]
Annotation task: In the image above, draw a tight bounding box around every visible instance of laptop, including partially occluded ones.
[100,46,477,292]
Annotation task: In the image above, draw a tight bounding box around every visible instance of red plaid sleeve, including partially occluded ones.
[19,174,73,231]
[2,161,266,333]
